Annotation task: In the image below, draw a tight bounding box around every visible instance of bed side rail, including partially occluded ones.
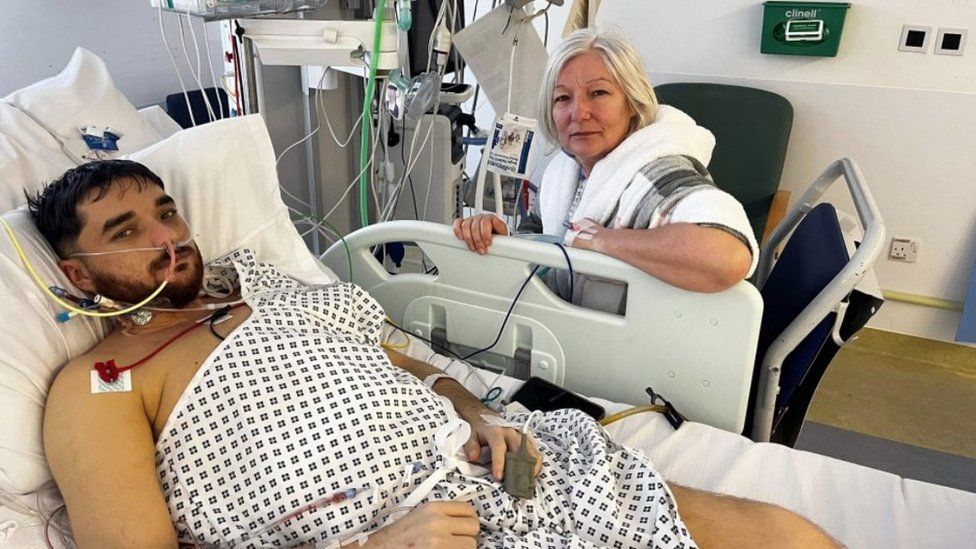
[322,221,763,433]
[751,158,886,441]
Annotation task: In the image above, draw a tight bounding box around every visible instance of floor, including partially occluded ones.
[794,328,976,492]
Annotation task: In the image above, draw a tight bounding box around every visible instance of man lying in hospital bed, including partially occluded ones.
[14,158,840,548]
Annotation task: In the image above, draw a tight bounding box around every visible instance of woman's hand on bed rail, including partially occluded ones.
[453,214,509,255]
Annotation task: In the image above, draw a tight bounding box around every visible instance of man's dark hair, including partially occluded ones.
[25,160,165,258]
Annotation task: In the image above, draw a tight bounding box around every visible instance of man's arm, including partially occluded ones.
[384,348,487,420]
[44,361,177,548]
[384,349,542,479]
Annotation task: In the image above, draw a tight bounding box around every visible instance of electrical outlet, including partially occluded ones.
[889,237,920,263]
[899,25,932,53]
[934,28,967,56]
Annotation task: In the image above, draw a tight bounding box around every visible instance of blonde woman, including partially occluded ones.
[455,27,756,310]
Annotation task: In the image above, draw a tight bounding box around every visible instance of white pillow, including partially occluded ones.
[138,105,184,140]
[1,47,166,212]
[0,103,76,214]
[0,114,333,497]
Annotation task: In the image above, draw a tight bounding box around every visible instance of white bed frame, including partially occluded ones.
[321,220,763,433]
[322,157,886,441]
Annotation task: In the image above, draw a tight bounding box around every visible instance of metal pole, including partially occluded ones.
[303,86,321,254]
[242,36,260,115]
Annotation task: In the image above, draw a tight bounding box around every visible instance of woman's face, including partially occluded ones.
[551,51,636,173]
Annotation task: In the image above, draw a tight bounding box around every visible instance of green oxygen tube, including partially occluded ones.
[359,0,387,228]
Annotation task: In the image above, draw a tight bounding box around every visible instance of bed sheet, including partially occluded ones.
[4,314,973,549]
[389,329,976,549]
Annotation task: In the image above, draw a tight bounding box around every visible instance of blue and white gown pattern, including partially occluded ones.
[154,249,697,548]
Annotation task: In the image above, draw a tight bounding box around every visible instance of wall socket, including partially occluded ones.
[889,237,920,263]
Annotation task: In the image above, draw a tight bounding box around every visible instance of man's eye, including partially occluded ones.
[162,210,178,221]
[113,228,134,240]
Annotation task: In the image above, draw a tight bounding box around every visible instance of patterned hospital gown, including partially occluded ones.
[155,249,696,548]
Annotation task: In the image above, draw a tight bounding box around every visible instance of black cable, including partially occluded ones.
[461,264,541,361]
[209,305,232,341]
[385,264,541,362]
[384,318,466,360]
[553,242,573,301]
[501,5,515,35]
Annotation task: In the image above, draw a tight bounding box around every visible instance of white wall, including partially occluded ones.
[597,0,976,342]
[0,0,223,108]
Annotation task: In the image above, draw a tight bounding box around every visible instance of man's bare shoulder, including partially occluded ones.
[44,335,149,452]
[47,336,127,406]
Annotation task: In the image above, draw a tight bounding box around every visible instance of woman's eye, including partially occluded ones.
[161,210,178,221]
[592,89,609,97]
[553,95,569,103]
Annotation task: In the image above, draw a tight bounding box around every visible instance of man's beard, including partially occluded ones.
[85,245,205,308]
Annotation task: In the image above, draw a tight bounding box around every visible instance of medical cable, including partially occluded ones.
[421,131,436,221]
[276,69,329,168]
[598,405,667,427]
[375,2,448,223]
[383,318,465,361]
[359,0,388,228]
[378,120,435,222]
[42,503,68,549]
[67,235,193,257]
[552,242,574,302]
[287,209,353,282]
[461,264,541,361]
[158,5,197,127]
[180,12,218,122]
[208,305,233,341]
[291,210,355,283]
[381,319,506,403]
[94,302,247,383]
[381,262,543,365]
[0,217,175,322]
[143,298,245,313]
[505,19,522,115]
[321,125,382,222]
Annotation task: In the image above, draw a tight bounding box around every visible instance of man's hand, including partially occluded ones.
[381,349,544,480]
[363,501,479,549]
[463,413,544,480]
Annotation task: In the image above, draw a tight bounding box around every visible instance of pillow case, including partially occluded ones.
[0,114,333,497]
[1,47,167,212]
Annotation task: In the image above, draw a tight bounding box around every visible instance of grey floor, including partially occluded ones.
[796,421,976,493]
[799,329,976,493]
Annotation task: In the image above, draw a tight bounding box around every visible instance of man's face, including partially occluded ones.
[61,178,203,308]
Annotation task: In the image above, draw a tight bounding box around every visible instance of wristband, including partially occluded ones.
[423,373,451,389]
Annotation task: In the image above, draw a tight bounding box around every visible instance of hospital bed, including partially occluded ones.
[1,48,975,548]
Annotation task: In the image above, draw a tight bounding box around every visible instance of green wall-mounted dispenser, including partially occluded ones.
[761,2,851,57]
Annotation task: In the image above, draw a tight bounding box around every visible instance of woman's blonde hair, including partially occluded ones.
[537,26,658,145]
